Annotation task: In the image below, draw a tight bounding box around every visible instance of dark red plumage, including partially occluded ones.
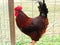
[15,2,49,41]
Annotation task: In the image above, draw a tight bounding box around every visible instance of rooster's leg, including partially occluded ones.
[29,40,36,45]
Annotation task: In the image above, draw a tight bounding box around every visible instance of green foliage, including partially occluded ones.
[16,34,60,45]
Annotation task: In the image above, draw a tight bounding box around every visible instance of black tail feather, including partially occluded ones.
[38,1,48,18]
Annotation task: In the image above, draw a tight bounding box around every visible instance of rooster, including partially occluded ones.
[15,0,49,45]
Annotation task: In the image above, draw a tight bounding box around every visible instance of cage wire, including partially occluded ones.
[52,0,56,42]
[0,0,60,45]
[0,0,11,45]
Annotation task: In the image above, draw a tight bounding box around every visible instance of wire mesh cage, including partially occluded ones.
[0,0,60,45]
[0,0,11,45]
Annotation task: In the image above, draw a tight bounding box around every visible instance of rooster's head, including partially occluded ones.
[14,6,22,16]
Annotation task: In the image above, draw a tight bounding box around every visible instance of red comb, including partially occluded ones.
[15,6,22,11]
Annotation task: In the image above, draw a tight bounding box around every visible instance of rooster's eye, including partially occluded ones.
[38,6,40,9]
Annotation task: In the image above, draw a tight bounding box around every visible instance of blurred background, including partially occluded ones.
[0,0,60,45]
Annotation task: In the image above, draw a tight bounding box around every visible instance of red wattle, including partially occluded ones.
[14,11,18,16]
